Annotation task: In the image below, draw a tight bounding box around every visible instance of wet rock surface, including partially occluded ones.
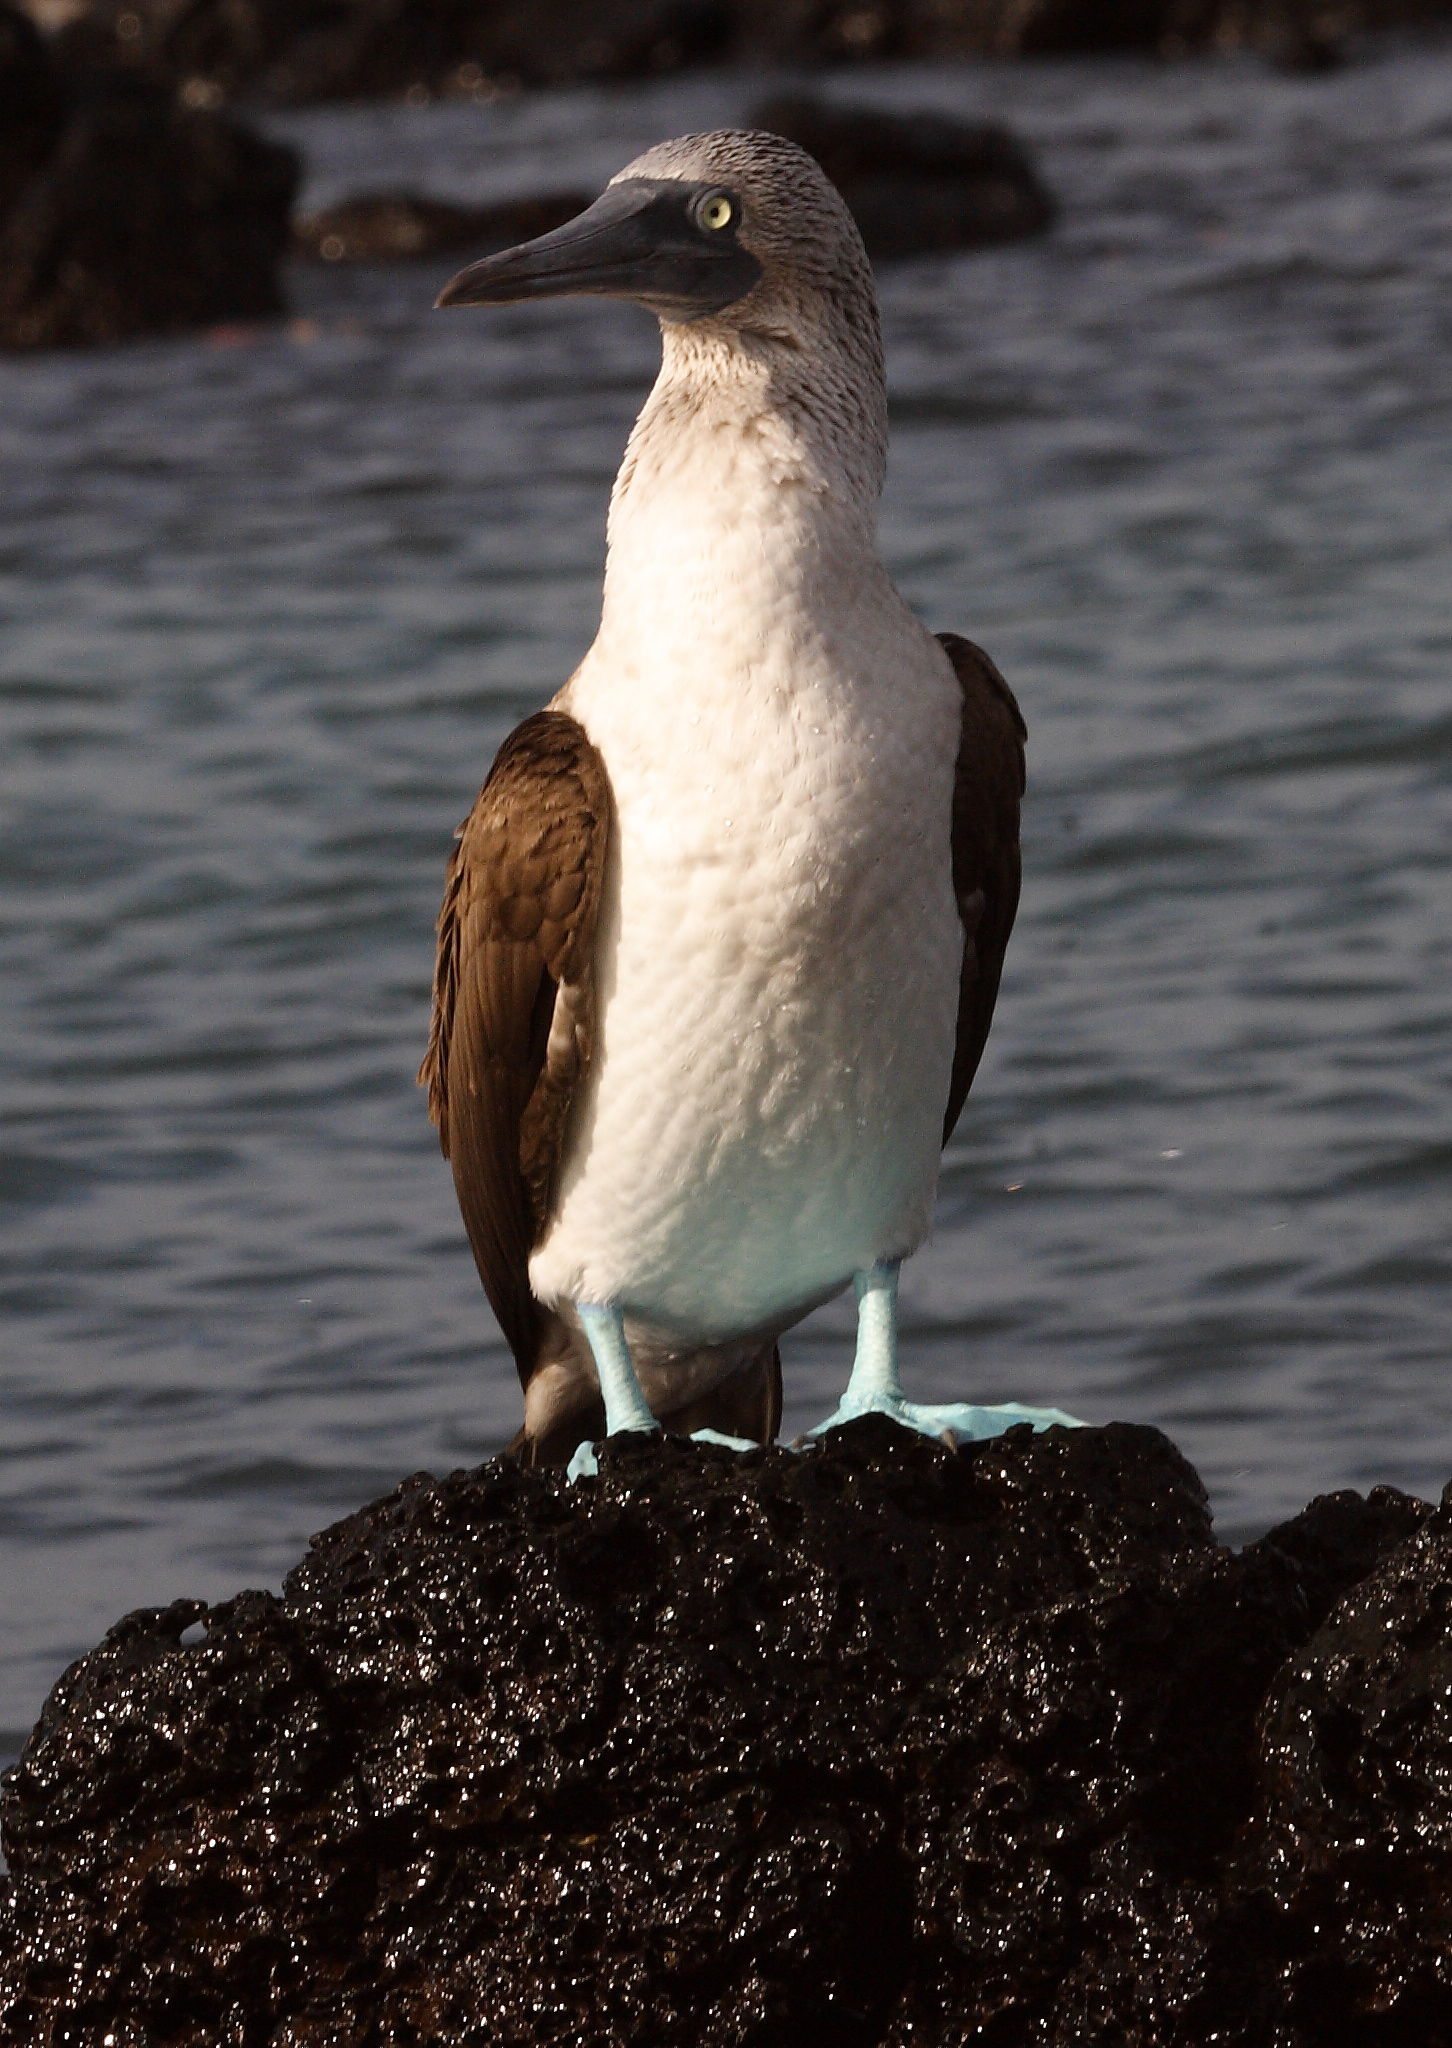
[750,95,1054,256]
[0,1417,1447,2045]
[0,2,298,350]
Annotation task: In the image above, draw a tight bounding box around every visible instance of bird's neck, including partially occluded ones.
[594,321,890,669]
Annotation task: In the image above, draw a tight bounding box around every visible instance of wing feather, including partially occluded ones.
[936,632,1026,1143]
[419,710,612,1385]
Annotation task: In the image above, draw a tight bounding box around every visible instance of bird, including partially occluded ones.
[423,129,1077,1475]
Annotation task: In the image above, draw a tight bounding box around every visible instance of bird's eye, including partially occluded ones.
[696,192,736,233]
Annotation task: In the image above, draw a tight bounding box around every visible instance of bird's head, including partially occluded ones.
[436,129,876,349]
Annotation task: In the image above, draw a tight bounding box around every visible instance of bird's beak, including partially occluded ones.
[435,179,760,321]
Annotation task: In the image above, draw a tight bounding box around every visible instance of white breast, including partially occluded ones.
[527,458,963,1341]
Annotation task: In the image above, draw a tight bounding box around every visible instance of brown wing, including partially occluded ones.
[936,633,1027,1143]
[419,710,612,1386]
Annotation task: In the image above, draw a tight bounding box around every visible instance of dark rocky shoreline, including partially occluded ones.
[7,0,1452,347]
[1,0,1060,348]
[2,1415,1449,2044]
[38,0,1452,101]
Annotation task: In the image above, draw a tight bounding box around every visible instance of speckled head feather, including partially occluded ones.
[604,130,889,513]
[609,129,877,335]
[435,128,888,504]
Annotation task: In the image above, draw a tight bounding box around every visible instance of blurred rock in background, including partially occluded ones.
[294,101,1054,275]
[0,0,297,348]
[0,4,65,219]
[44,0,735,102]
[19,0,1452,101]
[7,0,1451,346]
[751,95,1055,255]
[292,188,593,264]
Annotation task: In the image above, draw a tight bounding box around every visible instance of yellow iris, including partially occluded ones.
[700,194,734,231]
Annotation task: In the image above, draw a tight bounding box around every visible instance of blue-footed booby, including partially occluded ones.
[423,130,1076,1473]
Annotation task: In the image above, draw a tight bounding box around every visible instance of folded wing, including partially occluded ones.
[937,632,1027,1143]
[419,709,612,1387]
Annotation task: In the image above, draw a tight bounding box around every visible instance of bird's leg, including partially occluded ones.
[812,1261,906,1423]
[807,1260,1083,1445]
[567,1302,660,1481]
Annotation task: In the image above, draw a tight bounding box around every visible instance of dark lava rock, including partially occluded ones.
[0,1418,1447,2044]
[751,95,1054,258]
[1240,1488,1452,2039]
[0,52,299,351]
[293,188,593,264]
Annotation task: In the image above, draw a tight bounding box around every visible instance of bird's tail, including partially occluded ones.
[508,1337,782,1467]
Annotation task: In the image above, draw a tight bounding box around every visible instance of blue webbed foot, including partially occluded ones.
[566,1440,600,1481]
[567,1425,752,1483]
[807,1391,1082,1445]
[565,1301,662,1482]
[810,1262,1083,1448]
[565,1422,662,1484]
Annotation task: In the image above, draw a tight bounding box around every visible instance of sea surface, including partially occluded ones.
[2,44,1451,1758]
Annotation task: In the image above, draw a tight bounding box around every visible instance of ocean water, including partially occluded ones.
[2,44,1451,1757]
